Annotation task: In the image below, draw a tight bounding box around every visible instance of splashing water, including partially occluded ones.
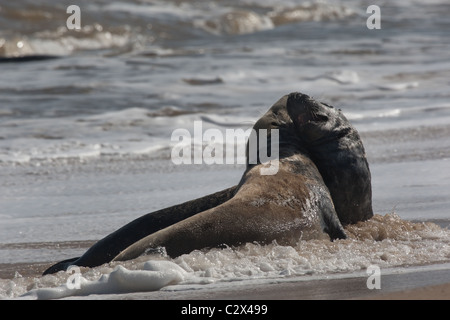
[2,214,449,299]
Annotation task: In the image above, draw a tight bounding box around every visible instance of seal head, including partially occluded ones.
[287,92,373,225]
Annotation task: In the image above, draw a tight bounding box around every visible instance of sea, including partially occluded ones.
[0,0,449,299]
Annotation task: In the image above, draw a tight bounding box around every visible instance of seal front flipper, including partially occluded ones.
[314,186,347,240]
[42,186,237,275]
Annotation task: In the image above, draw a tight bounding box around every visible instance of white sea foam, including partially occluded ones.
[0,107,258,165]
[196,11,274,36]
[2,214,449,300]
[20,261,188,300]
[375,82,419,91]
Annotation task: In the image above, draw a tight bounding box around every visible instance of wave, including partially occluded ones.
[268,2,355,26]
[195,2,355,36]
[0,25,135,58]
[0,0,357,58]
[2,99,446,165]
[0,107,256,165]
[195,10,275,36]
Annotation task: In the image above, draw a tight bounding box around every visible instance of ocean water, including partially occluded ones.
[1,0,450,299]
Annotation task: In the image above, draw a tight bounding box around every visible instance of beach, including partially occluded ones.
[1,156,450,300]
[3,259,450,300]
[1,0,450,300]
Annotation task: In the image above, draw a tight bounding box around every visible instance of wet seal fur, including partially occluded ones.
[43,92,373,274]
[287,92,373,224]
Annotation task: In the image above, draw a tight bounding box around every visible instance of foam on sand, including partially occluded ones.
[20,261,189,300]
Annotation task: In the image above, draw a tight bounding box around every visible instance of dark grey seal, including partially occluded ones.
[286,92,373,225]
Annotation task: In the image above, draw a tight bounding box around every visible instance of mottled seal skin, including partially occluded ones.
[286,92,373,225]
[113,96,346,262]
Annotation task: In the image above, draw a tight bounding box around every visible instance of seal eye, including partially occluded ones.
[321,103,334,109]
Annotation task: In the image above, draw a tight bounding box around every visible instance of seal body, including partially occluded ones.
[113,96,346,261]
[286,92,373,225]
[43,94,360,273]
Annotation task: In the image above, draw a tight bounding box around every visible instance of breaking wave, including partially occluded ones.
[0,1,356,57]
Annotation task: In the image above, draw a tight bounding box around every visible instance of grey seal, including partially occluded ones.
[44,92,374,273]
[112,95,346,261]
[286,92,373,224]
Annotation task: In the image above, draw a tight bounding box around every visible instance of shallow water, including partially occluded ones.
[1,0,450,299]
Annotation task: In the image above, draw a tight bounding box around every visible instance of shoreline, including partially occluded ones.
[3,261,449,300]
[70,263,450,300]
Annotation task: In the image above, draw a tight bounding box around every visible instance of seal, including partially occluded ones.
[43,93,368,273]
[112,95,346,261]
[286,92,373,225]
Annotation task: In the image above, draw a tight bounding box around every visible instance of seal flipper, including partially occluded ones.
[310,183,347,241]
[43,257,79,275]
[320,202,347,240]
[43,186,238,274]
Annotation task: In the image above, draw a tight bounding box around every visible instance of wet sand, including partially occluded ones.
[101,264,450,300]
[368,282,450,300]
[89,266,450,300]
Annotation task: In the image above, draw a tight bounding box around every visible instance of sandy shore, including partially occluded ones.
[111,265,450,300]
[1,261,449,300]
[367,282,450,300]
[32,262,449,300]
[2,250,449,300]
